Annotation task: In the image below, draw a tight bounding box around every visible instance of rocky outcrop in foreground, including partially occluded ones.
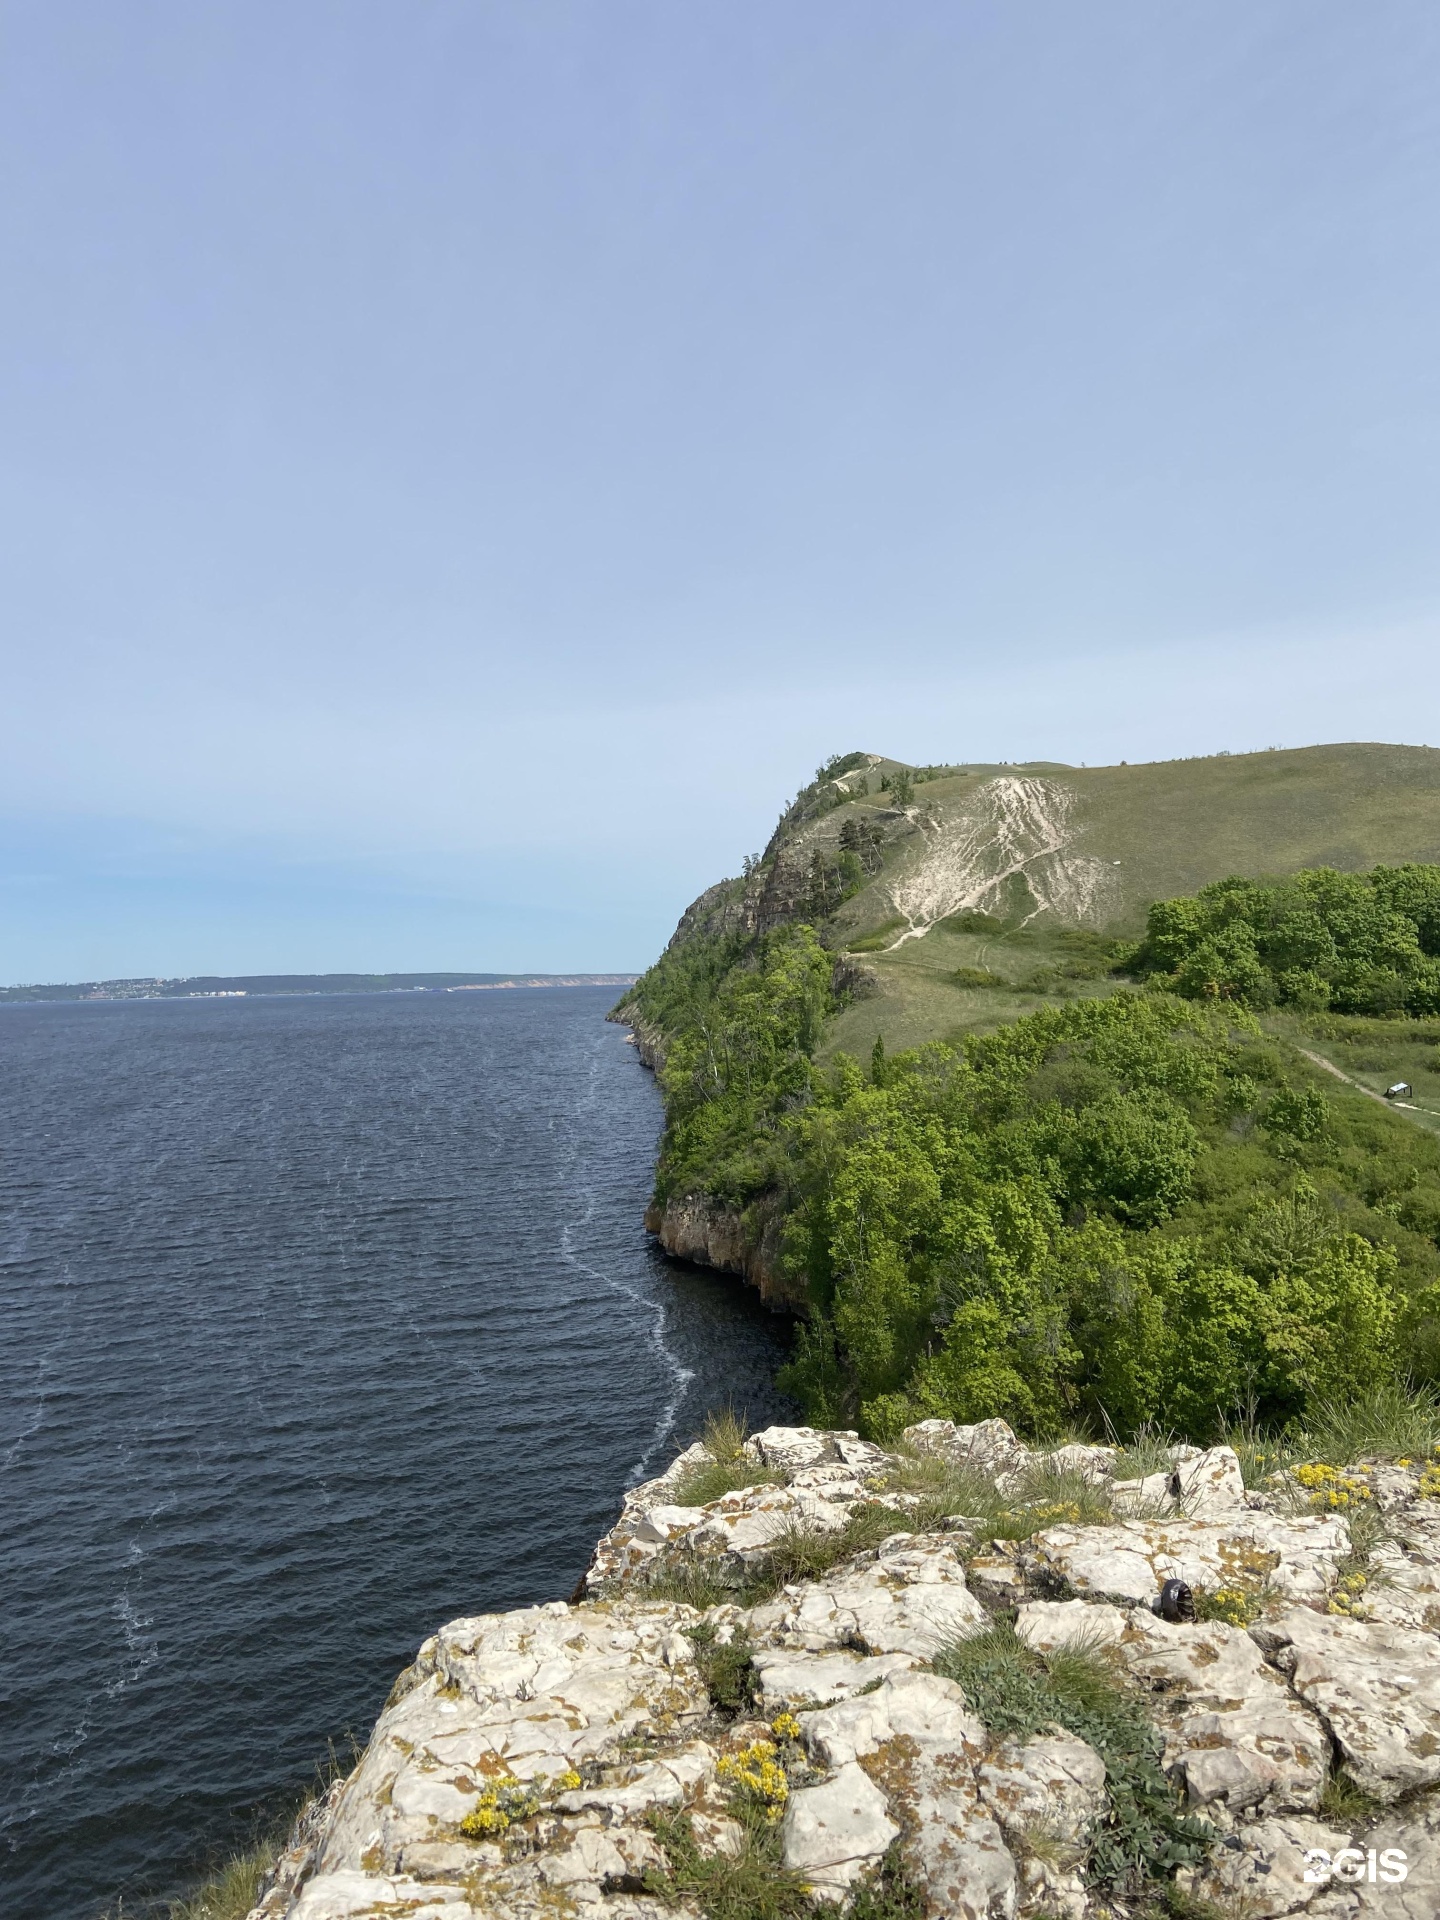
[247,1422,1440,1920]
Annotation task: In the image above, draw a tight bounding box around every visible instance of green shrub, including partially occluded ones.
[628,880,1440,1446]
[1127,864,1440,1016]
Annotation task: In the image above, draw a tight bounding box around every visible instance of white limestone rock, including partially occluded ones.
[1021,1509,1350,1607]
[781,1759,901,1900]
[741,1424,879,1475]
[750,1648,919,1711]
[1190,1816,1355,1918]
[1014,1598,1127,1653]
[1361,1503,1440,1632]
[872,1739,1018,1920]
[796,1670,985,1771]
[631,1503,709,1546]
[747,1534,988,1658]
[289,1874,474,1919]
[1176,1445,1248,1517]
[1255,1608,1440,1802]
[963,1546,1027,1607]
[1112,1470,1179,1516]
[682,1482,856,1560]
[793,1670,1016,1920]
[1120,1612,1328,1818]
[314,1599,710,1877]
[551,1741,716,1820]
[977,1730,1106,1844]
[900,1417,1035,1483]
[1040,1442,1118,1483]
[1306,1790,1440,1915]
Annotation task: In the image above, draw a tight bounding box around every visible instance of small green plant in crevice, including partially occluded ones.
[1319,1763,1383,1828]
[932,1623,1211,1898]
[846,1844,927,1920]
[686,1622,759,1716]
[673,1410,786,1507]
[638,1556,732,1611]
[643,1807,818,1920]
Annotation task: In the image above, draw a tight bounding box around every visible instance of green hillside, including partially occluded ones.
[619,742,1440,1443]
[790,743,1440,1058]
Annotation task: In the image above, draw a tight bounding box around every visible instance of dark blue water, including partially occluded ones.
[0,988,795,1920]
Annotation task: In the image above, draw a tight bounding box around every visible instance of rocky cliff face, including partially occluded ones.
[640,1194,805,1313]
[245,1421,1440,1920]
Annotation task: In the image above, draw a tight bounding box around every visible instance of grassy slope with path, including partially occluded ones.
[824,742,1440,1063]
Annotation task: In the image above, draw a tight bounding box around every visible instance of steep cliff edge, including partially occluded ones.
[639,1193,804,1313]
[243,1418,1440,1919]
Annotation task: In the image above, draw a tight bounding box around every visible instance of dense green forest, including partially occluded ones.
[1126,863,1440,1014]
[625,870,1440,1444]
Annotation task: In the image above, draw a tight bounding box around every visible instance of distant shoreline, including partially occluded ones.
[0,971,640,1006]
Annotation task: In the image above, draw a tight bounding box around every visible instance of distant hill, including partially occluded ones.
[0,971,638,1004]
[620,740,1440,1444]
[657,742,1440,1056]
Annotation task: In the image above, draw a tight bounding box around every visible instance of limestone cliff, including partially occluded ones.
[244,1420,1440,1920]
[640,1193,805,1314]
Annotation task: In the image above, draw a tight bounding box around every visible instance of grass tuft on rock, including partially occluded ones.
[637,1557,732,1611]
[881,1450,1116,1541]
[1294,1381,1440,1465]
[644,1808,818,1920]
[160,1840,279,1920]
[686,1621,759,1716]
[740,1502,911,1602]
[1319,1763,1383,1828]
[672,1409,787,1506]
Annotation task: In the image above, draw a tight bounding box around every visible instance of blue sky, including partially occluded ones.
[5,3,1440,980]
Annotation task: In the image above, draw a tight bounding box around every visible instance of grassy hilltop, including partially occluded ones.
[798,743,1440,1058]
[620,742,1440,1443]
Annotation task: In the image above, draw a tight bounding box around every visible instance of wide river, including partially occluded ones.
[0,988,796,1919]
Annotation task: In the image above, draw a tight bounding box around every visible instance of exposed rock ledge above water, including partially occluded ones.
[246,1420,1440,1920]
[641,1193,804,1313]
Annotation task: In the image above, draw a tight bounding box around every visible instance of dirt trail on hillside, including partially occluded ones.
[885,776,1119,948]
[1298,1047,1440,1117]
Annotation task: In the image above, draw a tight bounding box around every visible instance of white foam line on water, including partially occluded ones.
[558,1028,694,1485]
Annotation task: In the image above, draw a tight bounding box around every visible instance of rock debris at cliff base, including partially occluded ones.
[246,1420,1440,1920]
